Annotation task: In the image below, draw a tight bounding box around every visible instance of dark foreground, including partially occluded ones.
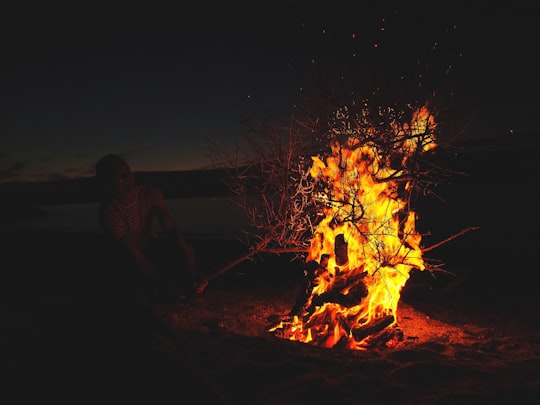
[1,228,539,404]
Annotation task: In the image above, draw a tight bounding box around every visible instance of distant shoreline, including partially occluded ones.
[0,167,234,206]
[1,195,245,239]
[3,131,540,204]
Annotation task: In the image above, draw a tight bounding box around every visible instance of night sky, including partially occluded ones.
[2,3,539,183]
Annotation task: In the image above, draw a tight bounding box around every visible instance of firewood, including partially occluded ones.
[310,291,358,308]
[335,234,348,266]
[366,328,404,349]
[351,314,395,342]
[289,259,327,315]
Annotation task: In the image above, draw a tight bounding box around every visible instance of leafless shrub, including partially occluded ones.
[207,89,469,279]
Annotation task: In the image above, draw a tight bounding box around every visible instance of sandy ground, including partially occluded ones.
[2,230,539,403]
[152,261,540,404]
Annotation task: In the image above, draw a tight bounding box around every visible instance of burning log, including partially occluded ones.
[308,272,368,310]
[290,247,369,316]
[289,254,330,315]
[368,327,404,349]
[310,290,359,308]
[351,314,395,342]
[334,234,348,266]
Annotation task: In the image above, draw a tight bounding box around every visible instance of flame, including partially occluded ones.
[272,105,436,350]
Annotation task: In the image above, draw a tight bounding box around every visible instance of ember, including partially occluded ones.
[270,105,437,350]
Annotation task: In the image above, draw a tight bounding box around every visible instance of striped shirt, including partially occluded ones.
[99,184,167,248]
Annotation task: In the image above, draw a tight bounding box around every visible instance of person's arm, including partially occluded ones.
[120,236,163,282]
[156,202,197,277]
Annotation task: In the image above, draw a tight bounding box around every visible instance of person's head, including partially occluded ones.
[95,154,135,199]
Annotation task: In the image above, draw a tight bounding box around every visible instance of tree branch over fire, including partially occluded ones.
[208,96,468,275]
[206,92,476,349]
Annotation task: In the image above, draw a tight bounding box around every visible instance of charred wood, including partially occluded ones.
[351,315,395,342]
[365,327,404,349]
[289,257,328,316]
[334,234,348,266]
[310,291,359,308]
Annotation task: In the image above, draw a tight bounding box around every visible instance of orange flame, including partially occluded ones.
[271,105,436,350]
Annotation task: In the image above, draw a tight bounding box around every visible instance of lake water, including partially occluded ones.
[14,196,247,239]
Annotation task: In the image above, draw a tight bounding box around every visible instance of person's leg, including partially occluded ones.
[149,237,195,299]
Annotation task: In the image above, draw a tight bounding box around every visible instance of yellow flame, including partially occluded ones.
[278,104,436,350]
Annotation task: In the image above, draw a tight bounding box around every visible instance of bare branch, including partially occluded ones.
[205,92,468,286]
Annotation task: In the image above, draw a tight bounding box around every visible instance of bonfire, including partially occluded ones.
[208,100,465,351]
[270,106,436,350]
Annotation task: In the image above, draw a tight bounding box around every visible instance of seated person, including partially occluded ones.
[95,153,198,303]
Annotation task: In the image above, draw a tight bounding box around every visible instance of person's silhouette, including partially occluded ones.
[95,153,197,303]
